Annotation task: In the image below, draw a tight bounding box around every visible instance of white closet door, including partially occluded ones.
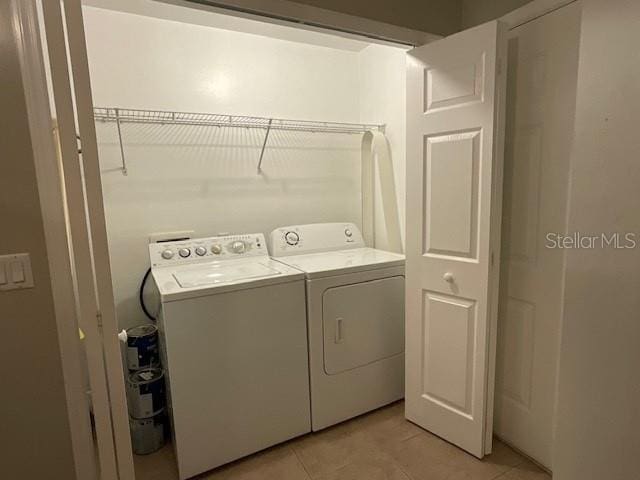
[495,2,582,468]
[405,20,507,458]
[39,1,135,479]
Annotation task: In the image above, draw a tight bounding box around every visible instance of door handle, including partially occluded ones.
[443,272,454,283]
[335,317,344,344]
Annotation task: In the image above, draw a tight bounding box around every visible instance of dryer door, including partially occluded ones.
[322,276,404,375]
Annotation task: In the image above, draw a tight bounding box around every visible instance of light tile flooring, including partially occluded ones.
[135,402,550,480]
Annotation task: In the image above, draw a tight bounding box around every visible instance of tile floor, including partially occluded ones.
[135,401,550,480]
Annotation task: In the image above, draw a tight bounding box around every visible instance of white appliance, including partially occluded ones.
[270,223,405,430]
[150,234,310,479]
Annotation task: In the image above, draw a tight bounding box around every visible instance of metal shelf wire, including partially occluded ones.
[93,107,384,174]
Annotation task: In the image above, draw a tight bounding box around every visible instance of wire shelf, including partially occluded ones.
[93,107,383,134]
[93,107,384,175]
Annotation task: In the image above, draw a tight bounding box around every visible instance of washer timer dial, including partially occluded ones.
[284,231,300,246]
[230,240,246,254]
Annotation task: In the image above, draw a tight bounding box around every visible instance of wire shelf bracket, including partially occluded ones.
[93,107,385,175]
[113,108,128,176]
[257,118,273,173]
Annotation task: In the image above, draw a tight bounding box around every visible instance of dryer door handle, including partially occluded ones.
[335,317,344,344]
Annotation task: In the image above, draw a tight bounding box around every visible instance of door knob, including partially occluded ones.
[443,272,454,283]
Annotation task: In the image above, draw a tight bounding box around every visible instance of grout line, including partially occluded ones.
[394,460,417,480]
[291,444,314,480]
[491,469,511,480]
[399,429,424,444]
[385,458,414,480]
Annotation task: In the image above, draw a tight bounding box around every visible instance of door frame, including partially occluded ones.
[17,0,577,478]
[13,0,135,479]
[9,1,97,479]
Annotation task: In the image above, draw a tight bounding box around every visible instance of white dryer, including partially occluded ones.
[150,233,310,479]
[270,223,405,431]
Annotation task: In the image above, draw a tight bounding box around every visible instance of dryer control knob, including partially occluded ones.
[344,228,353,237]
[178,248,191,258]
[230,240,246,254]
[285,231,300,246]
[211,244,222,254]
[195,246,207,256]
[161,249,174,260]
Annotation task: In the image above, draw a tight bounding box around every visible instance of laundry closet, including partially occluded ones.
[36,0,582,479]
[81,1,409,478]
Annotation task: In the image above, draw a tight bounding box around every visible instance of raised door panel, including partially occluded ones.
[424,130,480,259]
[425,56,485,113]
[497,298,534,408]
[504,126,542,265]
[423,292,476,416]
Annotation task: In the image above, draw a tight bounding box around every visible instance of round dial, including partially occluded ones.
[285,231,300,246]
[344,228,353,237]
[211,244,222,254]
[178,248,191,258]
[230,240,246,254]
[195,246,207,256]
[161,249,174,260]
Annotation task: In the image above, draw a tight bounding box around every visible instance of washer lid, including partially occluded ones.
[173,262,282,288]
[152,257,304,301]
[274,247,404,279]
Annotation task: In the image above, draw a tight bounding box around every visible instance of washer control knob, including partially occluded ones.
[285,231,300,246]
[178,248,191,258]
[211,244,222,255]
[161,249,174,260]
[344,228,353,237]
[195,246,207,256]
[230,240,246,254]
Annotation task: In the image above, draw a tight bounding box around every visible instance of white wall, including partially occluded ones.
[84,7,363,119]
[84,5,406,329]
[554,1,640,478]
[358,43,407,250]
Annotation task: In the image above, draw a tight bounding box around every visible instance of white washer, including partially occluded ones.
[150,233,310,479]
[270,223,405,431]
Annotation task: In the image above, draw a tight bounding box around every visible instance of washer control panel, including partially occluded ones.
[270,223,365,257]
[149,233,267,267]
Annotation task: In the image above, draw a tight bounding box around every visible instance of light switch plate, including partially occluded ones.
[0,253,34,291]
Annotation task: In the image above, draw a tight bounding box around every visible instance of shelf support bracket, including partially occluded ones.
[257,118,273,173]
[114,108,128,175]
